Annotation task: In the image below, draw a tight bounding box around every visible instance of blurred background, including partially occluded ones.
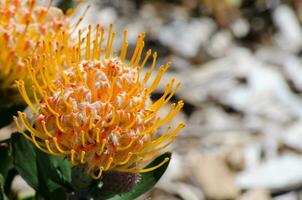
[41,0,302,199]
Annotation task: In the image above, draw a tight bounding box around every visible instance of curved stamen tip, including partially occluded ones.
[139,157,170,173]
[91,166,104,179]
[179,122,186,128]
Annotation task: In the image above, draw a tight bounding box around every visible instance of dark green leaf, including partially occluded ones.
[106,152,172,200]
[71,165,96,192]
[50,156,72,185]
[49,187,67,200]
[0,174,3,187]
[3,168,17,197]
[36,151,62,198]
[11,134,38,189]
[0,142,16,199]
[11,134,72,199]
[0,174,9,200]
[0,145,12,176]
[36,150,73,191]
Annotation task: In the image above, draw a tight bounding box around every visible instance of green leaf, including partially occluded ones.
[3,169,17,198]
[0,139,16,199]
[36,151,63,197]
[70,165,96,193]
[106,152,172,200]
[0,174,9,200]
[11,134,38,190]
[50,156,71,181]
[0,145,12,177]
[36,150,73,191]
[49,187,67,200]
[11,134,73,199]
[0,174,3,188]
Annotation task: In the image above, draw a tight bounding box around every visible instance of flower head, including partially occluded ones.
[0,0,71,105]
[14,24,185,179]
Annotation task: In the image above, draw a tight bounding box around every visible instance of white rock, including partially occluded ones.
[231,18,250,38]
[256,48,302,91]
[70,1,117,29]
[224,145,245,171]
[239,189,271,200]
[157,152,183,185]
[244,142,262,169]
[273,5,302,53]
[158,18,216,58]
[168,55,193,72]
[208,30,233,57]
[189,107,244,132]
[180,48,302,122]
[282,121,302,151]
[199,130,254,148]
[161,182,204,200]
[236,155,302,192]
[0,122,17,141]
[12,176,35,199]
[191,154,240,199]
[177,51,240,105]
[146,188,180,200]
[225,49,302,120]
[273,192,298,200]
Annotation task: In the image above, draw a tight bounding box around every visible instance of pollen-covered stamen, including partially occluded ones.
[15,24,185,179]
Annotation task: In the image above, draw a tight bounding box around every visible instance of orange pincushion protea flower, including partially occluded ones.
[0,0,74,105]
[14,24,185,179]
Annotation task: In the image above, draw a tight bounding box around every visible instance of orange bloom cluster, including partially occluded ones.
[14,24,185,178]
[0,0,71,104]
